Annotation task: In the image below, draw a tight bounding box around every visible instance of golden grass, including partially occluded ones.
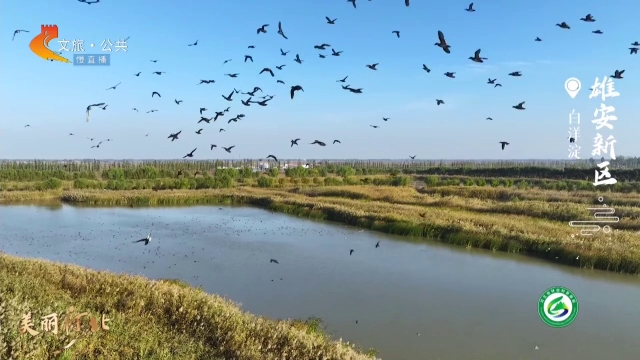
[3,187,638,274]
[0,252,377,360]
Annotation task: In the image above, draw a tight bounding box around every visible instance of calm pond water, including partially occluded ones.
[1,203,640,360]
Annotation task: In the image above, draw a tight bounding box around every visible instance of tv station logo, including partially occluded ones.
[29,24,127,67]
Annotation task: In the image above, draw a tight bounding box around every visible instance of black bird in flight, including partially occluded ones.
[630,48,639,55]
[278,21,288,39]
[631,41,640,46]
[277,80,285,85]
[436,99,444,105]
[106,82,121,90]
[152,71,165,75]
[444,72,455,78]
[199,80,215,84]
[375,241,380,248]
[241,97,252,106]
[222,91,234,101]
[611,70,624,79]
[508,71,522,77]
[314,44,331,50]
[270,259,279,264]
[310,140,326,146]
[556,22,570,29]
[350,249,354,255]
[12,29,29,41]
[370,125,379,128]
[409,155,416,159]
[224,107,231,112]
[86,103,105,122]
[199,117,212,123]
[256,99,270,106]
[147,109,158,113]
[333,140,341,144]
[223,59,232,64]
[280,48,289,56]
[382,117,390,121]
[276,65,286,70]
[260,68,274,77]
[175,99,183,105]
[150,60,158,63]
[499,141,510,150]
[494,83,502,87]
[392,30,400,38]
[69,133,74,136]
[405,0,410,6]
[267,155,278,161]
[435,31,451,53]
[219,128,226,132]
[535,37,542,42]
[257,24,269,34]
[291,139,300,147]
[512,101,526,110]
[465,2,475,12]
[225,73,239,78]
[100,104,108,110]
[223,146,235,153]
[133,108,139,112]
[348,0,356,9]
[248,45,255,48]
[290,85,304,99]
[24,124,31,127]
[133,231,152,245]
[200,107,207,115]
[592,30,603,34]
[188,40,198,46]
[337,75,348,82]
[152,91,161,98]
[294,54,303,64]
[214,111,225,121]
[210,144,217,150]
[486,117,493,120]
[195,129,203,134]
[580,14,596,22]
[366,63,379,70]
[422,64,431,72]
[331,49,343,56]
[326,17,337,24]
[469,49,487,63]
[244,55,253,62]
[168,131,181,141]
[348,87,363,94]
[569,137,575,143]
[134,72,141,76]
[488,78,496,84]
[183,148,197,158]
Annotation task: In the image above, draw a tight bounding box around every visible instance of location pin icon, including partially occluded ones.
[565,78,581,99]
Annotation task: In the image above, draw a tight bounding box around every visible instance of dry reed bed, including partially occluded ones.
[52,189,640,274]
[417,186,640,206]
[0,252,376,360]
[289,187,640,230]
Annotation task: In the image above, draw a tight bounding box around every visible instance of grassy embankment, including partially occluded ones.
[0,252,377,360]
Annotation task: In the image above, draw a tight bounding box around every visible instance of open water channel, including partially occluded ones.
[1,203,639,360]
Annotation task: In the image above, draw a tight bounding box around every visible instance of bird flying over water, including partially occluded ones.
[86,103,105,122]
[12,29,29,41]
[106,82,121,90]
[375,241,380,248]
[133,231,152,245]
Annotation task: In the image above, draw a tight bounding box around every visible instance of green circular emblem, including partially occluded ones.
[538,286,578,328]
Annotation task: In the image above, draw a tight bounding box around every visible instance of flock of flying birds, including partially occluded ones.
[13,2,633,158]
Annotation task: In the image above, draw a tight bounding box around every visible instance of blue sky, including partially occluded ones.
[0,0,638,160]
